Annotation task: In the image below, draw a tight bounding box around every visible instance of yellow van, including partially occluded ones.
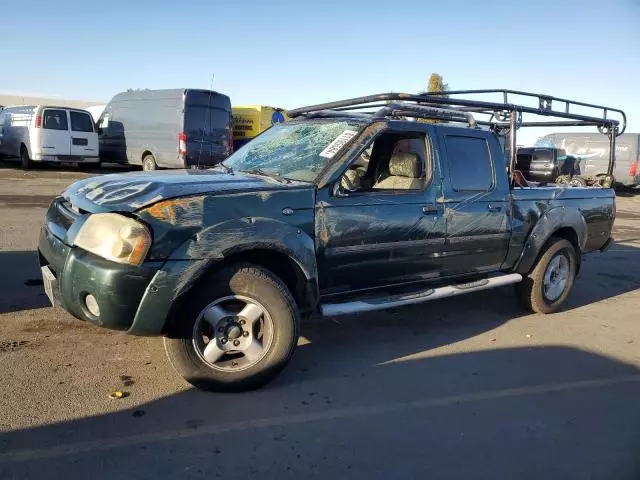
[231,105,288,150]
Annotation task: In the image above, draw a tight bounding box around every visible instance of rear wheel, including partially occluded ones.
[142,153,157,171]
[516,238,577,314]
[20,145,33,170]
[163,264,299,392]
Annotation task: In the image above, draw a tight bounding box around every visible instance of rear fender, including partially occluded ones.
[515,206,587,274]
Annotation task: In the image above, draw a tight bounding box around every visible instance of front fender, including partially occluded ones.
[515,206,587,274]
[169,216,317,283]
[128,217,317,336]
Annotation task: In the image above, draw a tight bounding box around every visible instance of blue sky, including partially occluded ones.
[2,0,639,143]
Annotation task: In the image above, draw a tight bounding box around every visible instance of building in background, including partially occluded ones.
[0,94,103,111]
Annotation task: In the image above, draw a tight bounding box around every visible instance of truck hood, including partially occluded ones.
[63,169,313,213]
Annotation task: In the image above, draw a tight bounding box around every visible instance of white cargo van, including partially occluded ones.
[0,106,99,169]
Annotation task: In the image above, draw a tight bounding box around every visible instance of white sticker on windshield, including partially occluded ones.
[319,130,358,159]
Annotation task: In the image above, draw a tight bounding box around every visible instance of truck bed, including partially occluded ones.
[505,185,615,271]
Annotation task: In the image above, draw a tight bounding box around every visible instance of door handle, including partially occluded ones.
[422,205,439,214]
[487,203,502,212]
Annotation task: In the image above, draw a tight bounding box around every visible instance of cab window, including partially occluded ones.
[339,131,430,193]
[445,135,493,191]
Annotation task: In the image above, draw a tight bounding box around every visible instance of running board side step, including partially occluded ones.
[320,273,523,317]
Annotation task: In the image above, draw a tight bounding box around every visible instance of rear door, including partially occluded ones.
[69,110,98,159]
[437,128,510,275]
[183,91,232,167]
[40,109,71,158]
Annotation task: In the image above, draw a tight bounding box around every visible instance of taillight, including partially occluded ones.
[630,161,638,177]
[35,114,42,128]
[178,132,187,156]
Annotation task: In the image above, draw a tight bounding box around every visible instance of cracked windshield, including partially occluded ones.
[223,121,362,182]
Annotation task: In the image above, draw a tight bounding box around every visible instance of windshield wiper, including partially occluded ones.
[211,163,233,174]
[241,168,290,183]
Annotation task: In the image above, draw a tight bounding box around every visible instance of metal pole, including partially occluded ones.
[508,109,517,184]
[608,127,617,176]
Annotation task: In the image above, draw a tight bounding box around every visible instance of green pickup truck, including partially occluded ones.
[38,90,624,392]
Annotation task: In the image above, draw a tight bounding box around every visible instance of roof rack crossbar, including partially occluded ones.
[421,89,626,134]
[374,102,477,128]
[287,91,625,134]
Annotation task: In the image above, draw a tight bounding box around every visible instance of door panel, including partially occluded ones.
[437,128,510,275]
[316,189,446,294]
[69,110,98,159]
[443,195,510,273]
[39,109,71,157]
[316,126,450,295]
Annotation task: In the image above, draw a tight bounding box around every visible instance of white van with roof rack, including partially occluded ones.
[0,105,98,169]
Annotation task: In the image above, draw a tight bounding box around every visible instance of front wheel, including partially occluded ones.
[163,264,299,392]
[516,238,577,314]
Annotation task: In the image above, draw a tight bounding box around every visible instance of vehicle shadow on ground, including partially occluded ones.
[615,186,640,198]
[565,242,640,310]
[0,346,638,479]
[0,251,50,314]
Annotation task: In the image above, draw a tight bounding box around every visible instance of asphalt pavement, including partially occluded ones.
[0,162,639,479]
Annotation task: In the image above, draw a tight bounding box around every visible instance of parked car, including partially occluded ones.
[0,106,98,169]
[515,147,582,184]
[97,89,233,171]
[536,132,639,187]
[38,91,619,392]
[231,105,288,151]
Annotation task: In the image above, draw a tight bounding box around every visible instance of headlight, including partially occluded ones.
[74,213,151,266]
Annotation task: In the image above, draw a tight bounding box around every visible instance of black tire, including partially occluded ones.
[163,263,299,392]
[569,176,587,187]
[516,238,577,314]
[20,145,33,170]
[142,154,157,171]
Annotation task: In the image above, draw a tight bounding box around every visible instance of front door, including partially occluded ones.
[69,110,98,159]
[437,127,510,275]
[40,109,71,158]
[316,127,447,295]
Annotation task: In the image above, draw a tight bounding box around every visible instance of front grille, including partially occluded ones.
[49,198,83,231]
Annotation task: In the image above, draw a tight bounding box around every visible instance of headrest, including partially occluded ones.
[389,153,421,178]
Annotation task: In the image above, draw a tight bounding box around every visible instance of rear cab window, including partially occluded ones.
[444,134,494,191]
[70,111,94,132]
[42,109,69,131]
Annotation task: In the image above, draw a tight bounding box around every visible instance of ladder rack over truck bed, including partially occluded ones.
[287,89,626,183]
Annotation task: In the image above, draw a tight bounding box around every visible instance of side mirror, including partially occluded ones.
[332,182,349,198]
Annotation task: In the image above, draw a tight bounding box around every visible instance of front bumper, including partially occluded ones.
[38,199,209,335]
[33,154,100,163]
[38,226,162,331]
